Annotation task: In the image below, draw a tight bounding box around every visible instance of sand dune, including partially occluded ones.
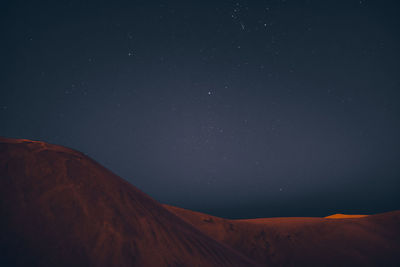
[165,205,400,266]
[325,213,368,219]
[0,138,255,266]
[1,137,399,266]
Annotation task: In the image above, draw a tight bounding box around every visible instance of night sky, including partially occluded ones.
[1,0,400,218]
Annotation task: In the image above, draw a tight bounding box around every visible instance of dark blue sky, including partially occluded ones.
[1,0,400,218]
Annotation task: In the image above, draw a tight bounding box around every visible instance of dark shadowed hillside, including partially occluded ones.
[0,138,256,267]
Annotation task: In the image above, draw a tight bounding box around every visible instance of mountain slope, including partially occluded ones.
[0,138,256,267]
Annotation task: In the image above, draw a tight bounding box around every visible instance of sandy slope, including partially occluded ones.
[1,137,399,266]
[165,205,400,266]
[325,214,368,219]
[0,138,256,267]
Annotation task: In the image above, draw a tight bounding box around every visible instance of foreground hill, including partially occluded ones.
[0,138,255,267]
[165,205,400,266]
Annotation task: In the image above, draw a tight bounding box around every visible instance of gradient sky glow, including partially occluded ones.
[1,0,400,218]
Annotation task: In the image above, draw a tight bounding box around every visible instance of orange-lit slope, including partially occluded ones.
[325,213,368,219]
[165,205,400,266]
[0,138,256,267]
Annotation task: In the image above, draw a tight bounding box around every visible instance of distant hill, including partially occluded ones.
[165,205,400,266]
[325,213,368,219]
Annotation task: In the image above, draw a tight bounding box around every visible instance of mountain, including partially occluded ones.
[0,138,256,266]
[1,137,399,266]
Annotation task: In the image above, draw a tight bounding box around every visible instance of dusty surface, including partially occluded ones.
[165,205,400,266]
[325,213,368,219]
[1,137,399,266]
[0,137,255,267]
